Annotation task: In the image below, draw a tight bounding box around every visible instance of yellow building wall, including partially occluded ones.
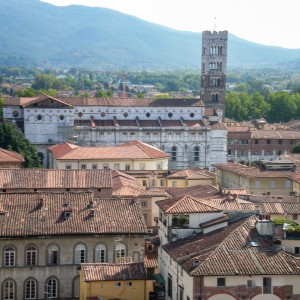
[80,276,153,300]
[248,177,292,195]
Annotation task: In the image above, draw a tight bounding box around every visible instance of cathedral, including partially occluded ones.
[3,31,228,169]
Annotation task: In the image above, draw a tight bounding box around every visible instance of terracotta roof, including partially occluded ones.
[49,140,170,160]
[251,130,300,140]
[222,188,247,195]
[52,97,204,107]
[20,95,73,108]
[0,148,24,163]
[214,162,298,178]
[81,262,146,282]
[202,197,257,212]
[0,193,147,237]
[144,253,158,268]
[204,107,218,117]
[165,185,219,199]
[210,122,227,130]
[138,120,161,127]
[164,216,300,276]
[0,169,112,189]
[167,168,215,180]
[156,195,221,214]
[48,142,79,158]
[183,120,205,128]
[160,120,183,127]
[260,202,300,214]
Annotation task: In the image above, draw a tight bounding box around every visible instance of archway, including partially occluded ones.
[251,295,281,300]
[208,294,237,300]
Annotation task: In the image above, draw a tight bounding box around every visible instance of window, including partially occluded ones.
[92,164,97,169]
[103,163,109,169]
[74,244,86,264]
[140,163,145,170]
[168,112,173,118]
[255,140,258,144]
[171,146,177,161]
[115,244,126,262]
[263,277,272,294]
[4,247,15,267]
[142,180,147,187]
[172,181,177,187]
[278,140,282,144]
[160,179,165,186]
[66,164,71,169]
[141,201,147,207]
[25,279,37,299]
[157,163,163,170]
[95,244,106,263]
[26,246,37,266]
[295,247,300,255]
[47,244,59,265]
[267,140,271,144]
[217,277,225,287]
[115,282,121,287]
[125,164,131,171]
[286,180,292,188]
[270,181,276,188]
[81,164,86,170]
[255,180,261,189]
[3,280,15,300]
[167,274,173,298]
[114,163,120,170]
[46,278,58,298]
[194,146,200,161]
[125,282,132,287]
[179,286,184,300]
[247,280,254,288]
[292,214,298,221]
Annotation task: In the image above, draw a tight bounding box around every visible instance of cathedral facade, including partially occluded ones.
[3,31,228,169]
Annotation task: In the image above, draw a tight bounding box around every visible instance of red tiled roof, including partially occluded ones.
[0,193,147,237]
[210,122,227,130]
[164,216,300,276]
[160,120,182,127]
[81,262,146,282]
[167,168,215,180]
[165,185,219,199]
[156,195,221,214]
[0,148,24,163]
[144,253,158,268]
[49,141,170,160]
[138,120,161,127]
[251,130,300,139]
[214,162,298,178]
[260,202,300,214]
[0,169,112,189]
[48,142,79,158]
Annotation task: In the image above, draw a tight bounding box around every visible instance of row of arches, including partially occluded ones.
[169,145,202,161]
[2,276,80,299]
[210,77,222,87]
[2,242,127,267]
[209,62,223,71]
[209,46,223,55]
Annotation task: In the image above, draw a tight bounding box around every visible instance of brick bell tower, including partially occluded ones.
[201,30,228,116]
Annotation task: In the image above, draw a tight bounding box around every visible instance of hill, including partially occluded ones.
[0,0,300,70]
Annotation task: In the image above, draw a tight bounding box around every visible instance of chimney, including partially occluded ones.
[256,214,273,236]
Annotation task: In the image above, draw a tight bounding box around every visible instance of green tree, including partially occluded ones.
[0,122,41,168]
[292,142,300,153]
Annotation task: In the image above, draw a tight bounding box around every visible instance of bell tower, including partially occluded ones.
[201,30,228,114]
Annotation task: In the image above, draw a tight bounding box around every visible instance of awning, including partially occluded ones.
[154,273,165,285]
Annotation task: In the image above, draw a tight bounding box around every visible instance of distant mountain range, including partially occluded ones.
[1,0,300,70]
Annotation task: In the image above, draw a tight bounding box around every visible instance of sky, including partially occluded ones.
[41,0,300,49]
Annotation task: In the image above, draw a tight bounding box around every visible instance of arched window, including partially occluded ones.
[47,244,59,265]
[73,276,80,298]
[115,243,126,262]
[45,278,58,299]
[215,94,219,102]
[3,280,15,300]
[37,152,44,166]
[220,46,223,54]
[217,78,221,86]
[26,246,37,266]
[171,146,177,161]
[4,247,15,267]
[95,244,106,263]
[74,243,86,264]
[25,279,37,299]
[194,146,200,161]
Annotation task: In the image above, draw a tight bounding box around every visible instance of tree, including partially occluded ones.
[0,94,3,121]
[0,122,41,168]
[292,142,300,153]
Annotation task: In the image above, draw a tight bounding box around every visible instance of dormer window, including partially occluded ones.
[63,211,71,220]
